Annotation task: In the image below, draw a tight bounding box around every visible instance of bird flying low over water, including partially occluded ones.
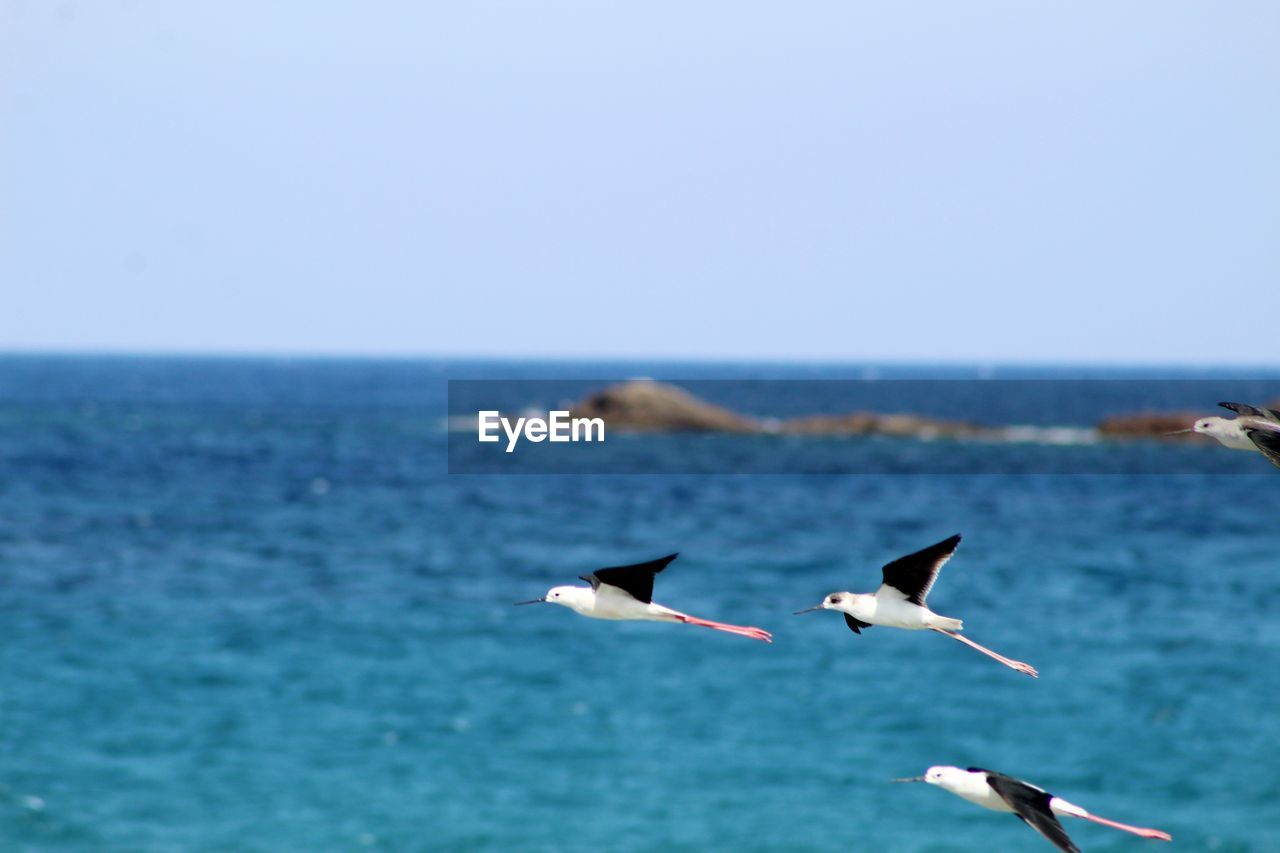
[794,534,1038,677]
[1174,402,1280,470]
[516,553,773,643]
[894,766,1172,852]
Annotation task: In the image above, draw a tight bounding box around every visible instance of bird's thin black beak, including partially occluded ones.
[1163,428,1193,435]
[514,598,546,606]
[793,605,823,615]
[892,777,926,783]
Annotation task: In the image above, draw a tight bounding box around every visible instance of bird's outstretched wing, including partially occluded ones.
[580,553,679,604]
[1245,427,1280,470]
[1219,401,1280,422]
[879,535,961,606]
[982,771,1080,853]
[844,614,873,634]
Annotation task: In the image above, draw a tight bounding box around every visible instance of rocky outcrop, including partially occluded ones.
[569,380,760,432]
[570,381,984,438]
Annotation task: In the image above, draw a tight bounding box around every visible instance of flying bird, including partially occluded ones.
[794,534,1037,677]
[516,553,773,642]
[894,766,1172,852]
[1173,401,1280,470]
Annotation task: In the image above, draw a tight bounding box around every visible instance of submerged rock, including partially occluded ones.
[1095,411,1204,441]
[774,413,881,435]
[567,380,1254,445]
[778,412,984,439]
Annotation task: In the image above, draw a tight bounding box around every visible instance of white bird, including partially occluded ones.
[1175,401,1280,470]
[794,534,1038,677]
[517,553,773,642]
[894,766,1172,852]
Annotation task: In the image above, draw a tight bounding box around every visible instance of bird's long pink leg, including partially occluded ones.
[930,628,1037,677]
[1073,812,1171,841]
[672,612,773,643]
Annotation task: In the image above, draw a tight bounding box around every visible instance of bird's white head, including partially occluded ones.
[794,591,870,618]
[894,766,966,790]
[515,585,596,613]
[1193,416,1229,436]
[923,766,965,787]
[536,585,594,613]
[821,591,847,610]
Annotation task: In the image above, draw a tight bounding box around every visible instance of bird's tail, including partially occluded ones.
[930,615,963,631]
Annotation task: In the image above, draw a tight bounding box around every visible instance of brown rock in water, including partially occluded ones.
[1096,411,1204,441]
[570,380,760,432]
[570,380,1251,445]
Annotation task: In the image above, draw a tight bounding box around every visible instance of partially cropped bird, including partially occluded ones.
[894,765,1172,852]
[1174,401,1280,470]
[516,553,772,642]
[794,534,1037,677]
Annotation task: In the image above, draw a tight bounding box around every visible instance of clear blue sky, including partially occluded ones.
[2,2,1277,364]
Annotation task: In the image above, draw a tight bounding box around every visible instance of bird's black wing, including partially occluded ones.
[1245,428,1280,470]
[579,553,679,604]
[844,614,873,634]
[879,534,961,606]
[1219,401,1280,422]
[983,771,1080,853]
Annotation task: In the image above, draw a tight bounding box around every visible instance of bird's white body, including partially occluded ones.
[532,582,773,642]
[823,589,963,631]
[797,535,1036,676]
[912,765,1172,848]
[924,767,1084,818]
[544,584,683,622]
[1193,416,1265,451]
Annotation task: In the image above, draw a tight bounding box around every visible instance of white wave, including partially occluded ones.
[988,426,1101,446]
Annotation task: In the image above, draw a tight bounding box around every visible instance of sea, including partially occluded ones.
[1,355,1278,852]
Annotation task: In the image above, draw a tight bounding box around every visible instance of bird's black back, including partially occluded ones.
[580,553,679,604]
[880,534,961,606]
[1219,401,1280,422]
[978,769,1079,853]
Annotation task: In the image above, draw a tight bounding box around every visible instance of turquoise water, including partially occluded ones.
[2,357,1278,851]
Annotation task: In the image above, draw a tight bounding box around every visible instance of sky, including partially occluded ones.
[1,2,1277,364]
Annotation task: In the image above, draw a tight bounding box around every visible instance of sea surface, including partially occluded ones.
[1,356,1278,852]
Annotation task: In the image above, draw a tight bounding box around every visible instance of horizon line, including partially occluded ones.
[0,345,1278,374]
